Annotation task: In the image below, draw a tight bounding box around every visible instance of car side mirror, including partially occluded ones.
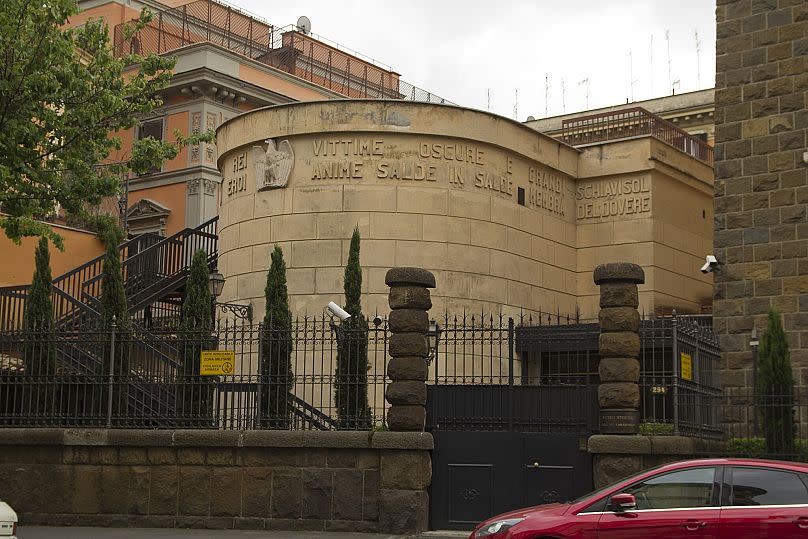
[610,493,637,513]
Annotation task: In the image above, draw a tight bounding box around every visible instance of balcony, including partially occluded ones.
[559,107,714,166]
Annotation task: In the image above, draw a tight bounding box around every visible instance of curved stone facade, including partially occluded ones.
[216,100,714,318]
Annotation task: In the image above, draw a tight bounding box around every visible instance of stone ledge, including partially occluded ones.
[588,435,721,455]
[173,430,243,447]
[106,429,175,447]
[0,429,432,450]
[371,431,434,450]
[0,428,65,445]
[588,435,653,454]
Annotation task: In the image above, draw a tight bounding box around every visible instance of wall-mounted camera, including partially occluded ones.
[326,301,351,321]
[700,255,722,274]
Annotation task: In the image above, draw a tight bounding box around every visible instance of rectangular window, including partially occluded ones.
[730,467,808,506]
[138,118,164,174]
[517,186,525,206]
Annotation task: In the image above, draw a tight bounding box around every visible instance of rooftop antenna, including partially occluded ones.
[672,78,681,95]
[578,78,590,109]
[665,29,673,95]
[561,78,566,113]
[694,28,702,87]
[513,88,518,120]
[650,33,654,96]
[545,73,550,116]
[628,50,637,102]
[296,15,311,34]
[487,88,491,111]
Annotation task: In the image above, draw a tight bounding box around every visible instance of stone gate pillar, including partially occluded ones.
[384,267,436,431]
[594,262,645,434]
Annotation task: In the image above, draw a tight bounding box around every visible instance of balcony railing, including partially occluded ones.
[559,107,714,166]
[112,0,453,105]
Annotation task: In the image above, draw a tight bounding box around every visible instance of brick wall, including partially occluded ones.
[713,0,808,390]
[0,429,432,534]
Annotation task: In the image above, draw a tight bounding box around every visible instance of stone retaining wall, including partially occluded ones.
[0,429,432,534]
[589,434,726,488]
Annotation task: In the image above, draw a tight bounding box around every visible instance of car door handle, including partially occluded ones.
[681,520,707,530]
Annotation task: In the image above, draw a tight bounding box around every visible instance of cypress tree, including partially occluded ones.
[757,309,794,456]
[260,245,293,429]
[23,237,56,417]
[335,227,371,429]
[179,249,214,426]
[100,240,130,421]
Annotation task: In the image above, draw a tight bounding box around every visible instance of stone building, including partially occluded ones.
[215,100,714,319]
[713,0,807,391]
[70,0,448,237]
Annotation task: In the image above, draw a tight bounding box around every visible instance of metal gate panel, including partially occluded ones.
[430,431,592,531]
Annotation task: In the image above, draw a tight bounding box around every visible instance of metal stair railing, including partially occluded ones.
[0,216,218,330]
[0,217,218,423]
[43,291,178,422]
[289,394,340,431]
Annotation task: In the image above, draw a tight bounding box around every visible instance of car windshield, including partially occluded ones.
[568,464,666,504]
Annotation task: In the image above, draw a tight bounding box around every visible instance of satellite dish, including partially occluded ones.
[296,16,311,34]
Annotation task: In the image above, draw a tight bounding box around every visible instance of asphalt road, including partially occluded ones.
[17,527,468,539]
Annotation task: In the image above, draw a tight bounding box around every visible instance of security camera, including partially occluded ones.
[700,255,722,274]
[326,301,351,321]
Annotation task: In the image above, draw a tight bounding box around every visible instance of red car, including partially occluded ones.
[469,458,808,538]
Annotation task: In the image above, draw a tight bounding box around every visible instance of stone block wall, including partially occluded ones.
[0,429,432,534]
[589,435,726,488]
[713,0,808,390]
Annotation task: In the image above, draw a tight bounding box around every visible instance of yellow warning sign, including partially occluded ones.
[680,352,693,381]
[200,350,235,376]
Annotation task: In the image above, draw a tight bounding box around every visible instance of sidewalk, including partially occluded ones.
[17,527,470,539]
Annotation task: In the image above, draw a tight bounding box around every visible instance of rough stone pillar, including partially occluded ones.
[594,262,645,434]
[384,267,436,431]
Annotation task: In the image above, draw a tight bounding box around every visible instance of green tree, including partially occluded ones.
[335,227,371,429]
[0,0,212,248]
[23,237,57,417]
[178,249,214,426]
[757,309,794,456]
[260,246,293,429]
[99,241,130,420]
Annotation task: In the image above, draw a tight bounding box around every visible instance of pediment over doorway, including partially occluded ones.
[127,198,171,221]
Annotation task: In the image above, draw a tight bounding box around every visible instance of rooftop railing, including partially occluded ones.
[112,0,453,105]
[559,107,714,166]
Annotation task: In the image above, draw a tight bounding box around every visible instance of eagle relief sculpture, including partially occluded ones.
[253,138,294,191]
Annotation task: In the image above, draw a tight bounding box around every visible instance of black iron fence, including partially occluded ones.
[428,312,599,433]
[429,312,722,437]
[713,388,808,462]
[0,310,735,442]
[0,317,389,430]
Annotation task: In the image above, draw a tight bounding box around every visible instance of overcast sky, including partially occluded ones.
[234,0,717,120]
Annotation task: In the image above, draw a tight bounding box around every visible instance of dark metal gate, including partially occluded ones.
[426,313,597,531]
[429,431,592,530]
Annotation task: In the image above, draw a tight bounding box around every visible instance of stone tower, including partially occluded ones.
[713,1,808,391]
